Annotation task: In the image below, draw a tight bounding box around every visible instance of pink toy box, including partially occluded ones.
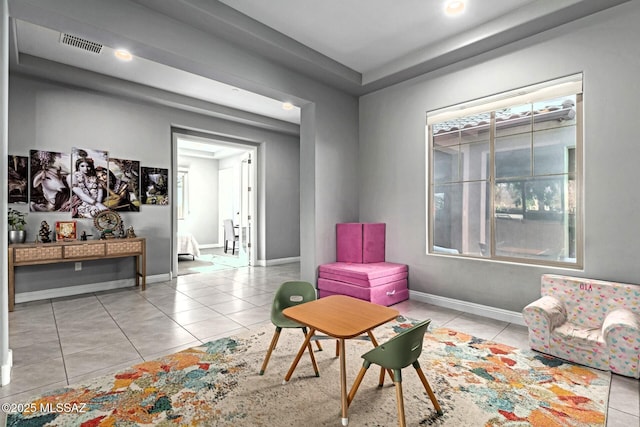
[319,223,409,306]
[336,223,385,263]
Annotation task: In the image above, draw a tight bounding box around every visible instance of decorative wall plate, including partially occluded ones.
[93,210,122,238]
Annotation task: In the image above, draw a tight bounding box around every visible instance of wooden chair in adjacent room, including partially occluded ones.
[223,219,239,255]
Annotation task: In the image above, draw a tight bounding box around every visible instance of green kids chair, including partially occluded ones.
[347,319,443,427]
[259,281,323,376]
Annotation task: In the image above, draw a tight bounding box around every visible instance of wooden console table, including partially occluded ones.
[7,237,146,311]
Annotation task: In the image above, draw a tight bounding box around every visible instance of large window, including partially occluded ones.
[427,75,583,267]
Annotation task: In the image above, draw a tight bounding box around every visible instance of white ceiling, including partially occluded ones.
[13,19,302,125]
[218,0,534,75]
[8,0,631,131]
[177,136,249,160]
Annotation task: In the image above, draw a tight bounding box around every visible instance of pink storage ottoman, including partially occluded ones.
[336,223,385,263]
[319,262,407,285]
[318,279,409,306]
[318,262,409,306]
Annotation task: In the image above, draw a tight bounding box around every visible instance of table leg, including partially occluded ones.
[141,243,146,291]
[302,327,320,377]
[8,249,15,312]
[135,255,140,287]
[339,338,348,426]
[283,327,316,384]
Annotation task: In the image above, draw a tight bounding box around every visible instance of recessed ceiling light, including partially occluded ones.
[444,0,465,16]
[282,102,294,110]
[114,49,133,61]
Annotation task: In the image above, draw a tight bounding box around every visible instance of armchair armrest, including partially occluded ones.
[603,308,640,337]
[523,295,567,330]
[602,308,640,379]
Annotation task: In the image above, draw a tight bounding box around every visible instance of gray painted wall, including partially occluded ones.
[176,155,220,246]
[264,134,300,260]
[8,0,360,284]
[9,74,301,293]
[358,2,640,312]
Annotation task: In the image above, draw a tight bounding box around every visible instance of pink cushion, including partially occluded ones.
[363,223,385,263]
[318,262,407,281]
[318,279,409,306]
[336,223,363,263]
[319,270,407,288]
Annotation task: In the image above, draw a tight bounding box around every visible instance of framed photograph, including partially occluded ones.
[141,166,169,205]
[8,155,28,204]
[29,149,71,212]
[107,158,140,212]
[55,221,77,241]
[70,147,109,219]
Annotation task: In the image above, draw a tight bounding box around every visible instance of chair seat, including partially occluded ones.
[272,314,305,329]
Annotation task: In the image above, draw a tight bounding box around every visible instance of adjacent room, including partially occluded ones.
[1,0,639,425]
[175,132,255,276]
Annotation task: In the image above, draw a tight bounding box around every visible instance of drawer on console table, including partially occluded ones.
[14,246,63,263]
[64,243,106,258]
[106,240,143,255]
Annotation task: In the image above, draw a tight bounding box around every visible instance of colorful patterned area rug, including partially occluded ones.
[4,317,610,426]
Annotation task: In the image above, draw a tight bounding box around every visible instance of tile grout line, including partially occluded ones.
[50,300,71,385]
[95,292,148,363]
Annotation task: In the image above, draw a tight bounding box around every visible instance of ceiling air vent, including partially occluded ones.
[60,33,103,54]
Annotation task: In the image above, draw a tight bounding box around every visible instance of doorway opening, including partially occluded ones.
[171,130,257,277]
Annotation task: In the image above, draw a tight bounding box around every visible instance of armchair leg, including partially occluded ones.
[414,362,443,415]
[259,327,281,375]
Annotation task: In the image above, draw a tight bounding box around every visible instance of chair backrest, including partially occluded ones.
[223,219,236,239]
[271,281,317,323]
[362,319,431,370]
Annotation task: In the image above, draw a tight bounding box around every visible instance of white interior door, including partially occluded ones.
[239,153,254,265]
[218,168,234,246]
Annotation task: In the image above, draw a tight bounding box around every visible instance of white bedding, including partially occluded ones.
[177,232,201,258]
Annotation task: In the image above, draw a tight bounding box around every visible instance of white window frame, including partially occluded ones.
[426,74,583,268]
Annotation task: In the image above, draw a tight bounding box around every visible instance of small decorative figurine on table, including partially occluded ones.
[39,221,51,243]
[80,231,88,241]
[126,226,136,238]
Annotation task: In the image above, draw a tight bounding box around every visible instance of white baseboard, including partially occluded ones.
[409,290,525,326]
[1,349,12,386]
[147,274,171,284]
[255,256,300,267]
[15,274,170,304]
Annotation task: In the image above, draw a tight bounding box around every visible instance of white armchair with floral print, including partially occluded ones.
[523,274,640,378]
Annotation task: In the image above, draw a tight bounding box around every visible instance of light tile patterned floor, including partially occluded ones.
[2,262,638,426]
